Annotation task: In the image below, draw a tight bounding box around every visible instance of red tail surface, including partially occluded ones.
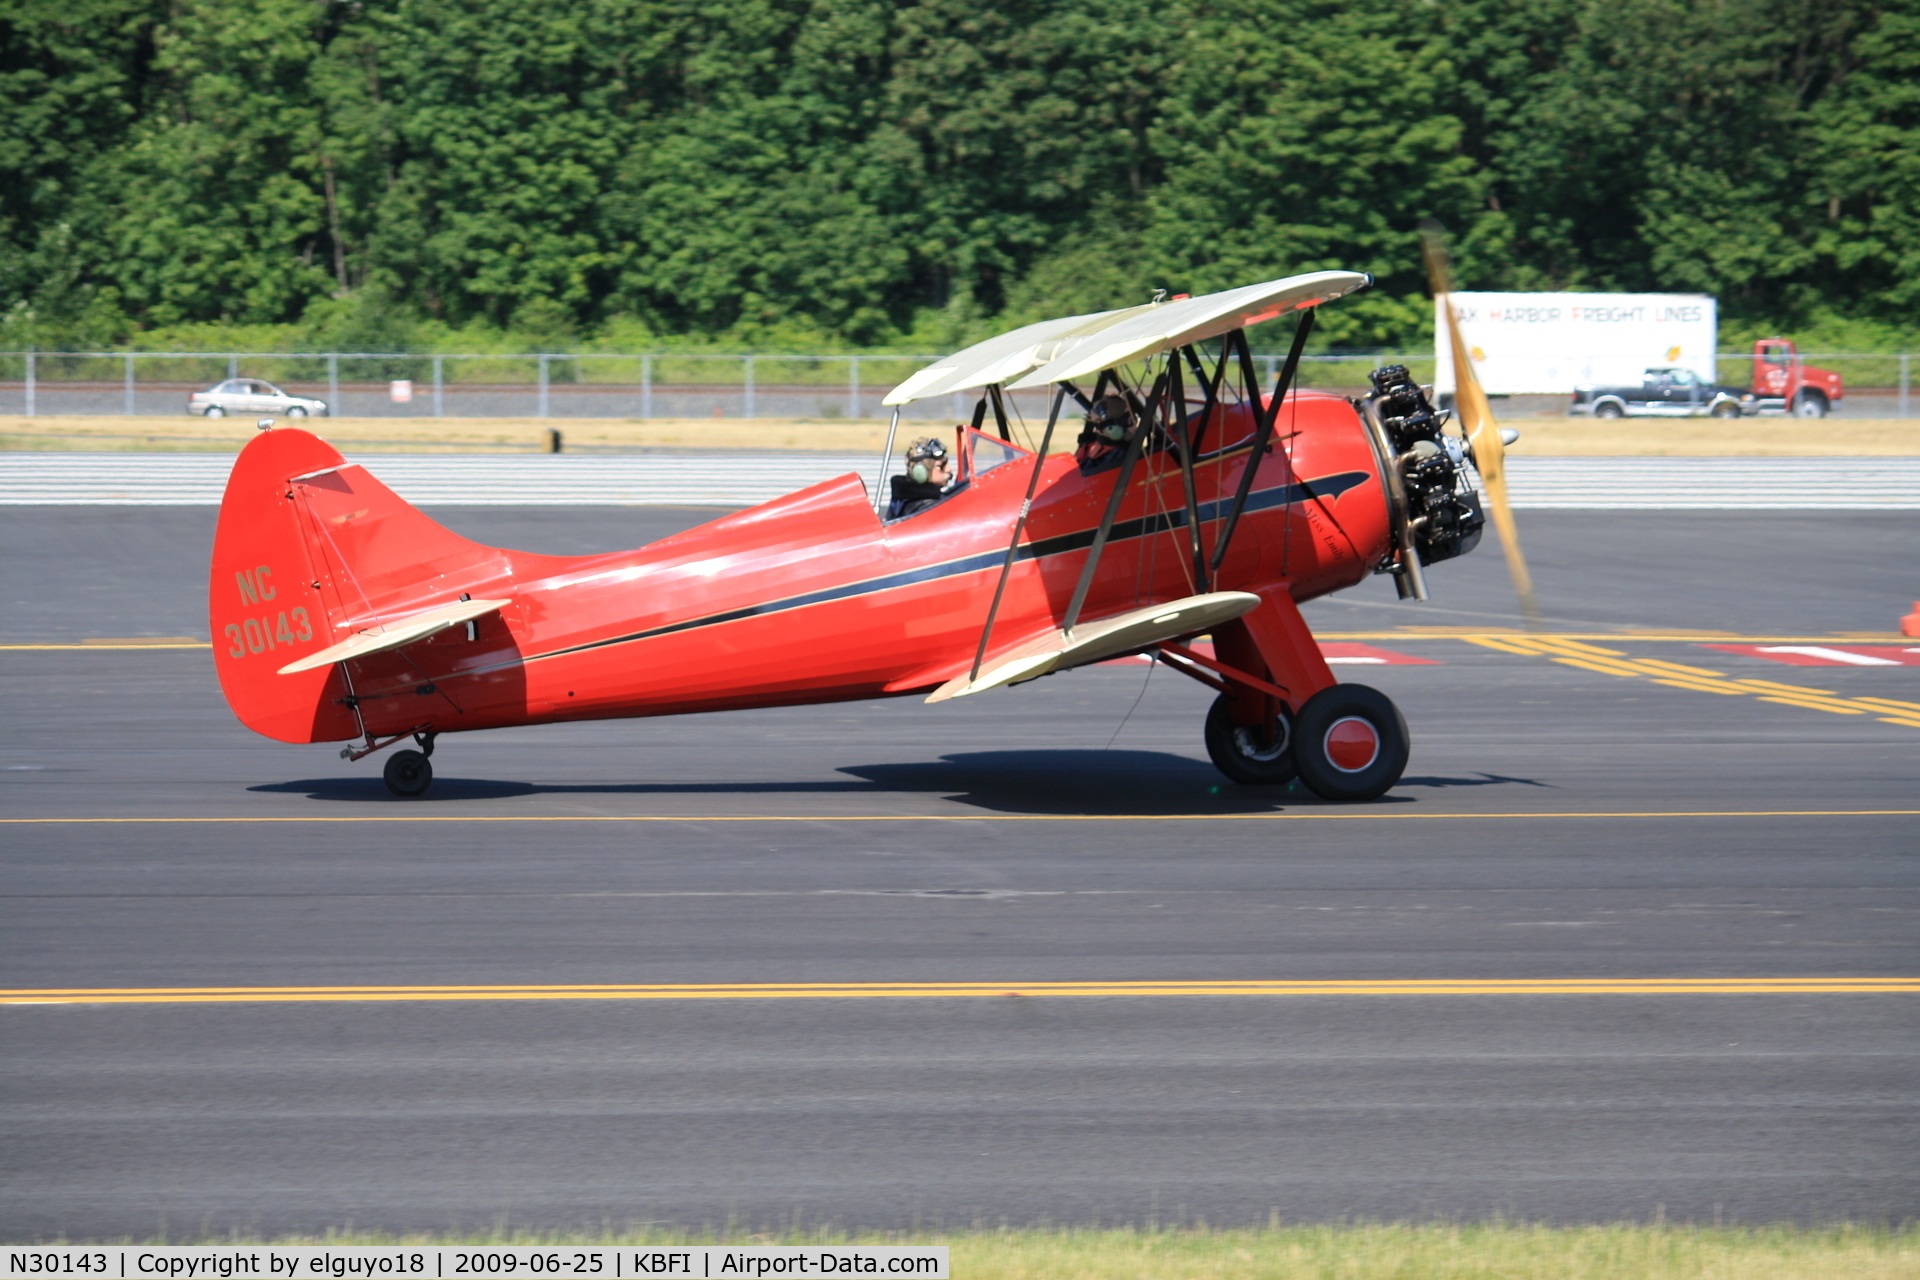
[208,428,516,743]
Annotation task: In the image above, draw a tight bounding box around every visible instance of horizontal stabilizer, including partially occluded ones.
[277,598,510,675]
[926,591,1260,703]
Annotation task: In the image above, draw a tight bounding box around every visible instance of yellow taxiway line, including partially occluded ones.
[0,642,211,650]
[5,978,1917,1006]
[1337,631,1916,643]
[3,809,1916,826]
[1473,636,1920,727]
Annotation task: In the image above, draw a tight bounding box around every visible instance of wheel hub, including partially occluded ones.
[1323,716,1381,773]
[1233,719,1289,762]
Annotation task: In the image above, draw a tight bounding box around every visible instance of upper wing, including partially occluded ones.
[881,303,1158,406]
[1006,271,1370,389]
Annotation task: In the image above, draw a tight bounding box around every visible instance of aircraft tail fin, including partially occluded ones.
[208,427,511,743]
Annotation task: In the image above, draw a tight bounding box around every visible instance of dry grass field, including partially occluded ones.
[0,413,1914,456]
[136,1226,1920,1280]
[936,1224,1920,1280]
[0,415,895,454]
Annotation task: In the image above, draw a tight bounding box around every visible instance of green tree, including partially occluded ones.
[1131,0,1482,347]
[0,0,167,342]
[0,0,1908,349]
[1808,0,1920,318]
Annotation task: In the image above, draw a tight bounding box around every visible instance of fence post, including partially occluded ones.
[641,354,652,420]
[744,355,756,419]
[228,354,238,380]
[432,356,444,418]
[124,353,136,415]
[327,354,339,415]
[848,356,860,420]
[24,351,34,417]
[1901,354,1911,420]
[537,355,549,418]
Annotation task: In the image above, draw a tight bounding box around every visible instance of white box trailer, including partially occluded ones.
[1434,292,1717,396]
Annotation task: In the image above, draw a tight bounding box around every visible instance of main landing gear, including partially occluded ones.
[1204,684,1409,802]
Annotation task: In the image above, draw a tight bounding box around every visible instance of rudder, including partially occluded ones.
[209,427,511,743]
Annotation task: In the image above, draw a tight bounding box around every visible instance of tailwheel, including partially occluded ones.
[1203,694,1298,786]
[1291,684,1409,803]
[384,748,433,797]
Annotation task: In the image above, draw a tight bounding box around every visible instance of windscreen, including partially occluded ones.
[965,429,1029,478]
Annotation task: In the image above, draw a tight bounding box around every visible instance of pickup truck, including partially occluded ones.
[1569,368,1743,419]
[1570,340,1844,420]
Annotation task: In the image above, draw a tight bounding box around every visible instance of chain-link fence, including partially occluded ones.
[0,352,946,421]
[0,349,1911,419]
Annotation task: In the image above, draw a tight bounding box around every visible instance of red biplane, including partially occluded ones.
[210,236,1530,801]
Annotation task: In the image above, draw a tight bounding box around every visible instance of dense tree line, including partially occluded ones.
[2,0,1914,351]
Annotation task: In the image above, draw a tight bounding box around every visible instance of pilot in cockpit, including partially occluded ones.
[1074,393,1134,473]
[886,435,954,520]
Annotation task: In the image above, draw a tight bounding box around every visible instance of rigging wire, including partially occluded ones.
[1103,653,1157,751]
[1007,390,1036,453]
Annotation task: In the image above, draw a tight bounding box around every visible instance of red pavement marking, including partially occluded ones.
[1700,643,1920,668]
[1100,641,1437,667]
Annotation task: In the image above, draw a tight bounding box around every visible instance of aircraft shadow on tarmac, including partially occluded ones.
[841,750,1357,813]
[250,751,1547,814]
[1399,772,1555,789]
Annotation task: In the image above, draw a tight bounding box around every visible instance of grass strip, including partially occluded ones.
[61,1225,1920,1280]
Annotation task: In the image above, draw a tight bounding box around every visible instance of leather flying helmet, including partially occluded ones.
[905,436,949,484]
[1086,393,1134,441]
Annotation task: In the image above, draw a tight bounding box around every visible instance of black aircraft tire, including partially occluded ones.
[1291,684,1410,803]
[1203,694,1298,786]
[384,749,433,797]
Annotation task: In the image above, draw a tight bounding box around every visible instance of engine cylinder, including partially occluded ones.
[1361,365,1485,568]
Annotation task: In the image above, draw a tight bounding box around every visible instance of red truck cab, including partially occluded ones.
[1746,339,1843,418]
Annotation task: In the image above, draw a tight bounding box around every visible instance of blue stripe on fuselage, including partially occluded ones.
[526,469,1371,662]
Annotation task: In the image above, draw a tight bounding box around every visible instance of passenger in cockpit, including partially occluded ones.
[886,436,954,519]
[1074,393,1134,474]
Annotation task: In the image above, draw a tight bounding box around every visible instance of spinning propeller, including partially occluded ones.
[1418,219,1543,627]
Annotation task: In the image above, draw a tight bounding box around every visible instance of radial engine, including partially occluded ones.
[1357,363,1486,598]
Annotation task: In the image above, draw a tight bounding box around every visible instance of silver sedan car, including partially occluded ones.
[188,378,329,418]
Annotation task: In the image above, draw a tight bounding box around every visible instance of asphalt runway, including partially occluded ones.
[2,504,1917,1237]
